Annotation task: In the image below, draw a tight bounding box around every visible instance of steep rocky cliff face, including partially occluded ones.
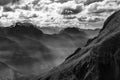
[35,10,120,80]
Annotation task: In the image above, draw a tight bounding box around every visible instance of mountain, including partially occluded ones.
[34,10,120,80]
[40,27,62,34]
[0,22,99,80]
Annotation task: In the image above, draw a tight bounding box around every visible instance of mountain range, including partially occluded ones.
[34,10,120,80]
[0,22,99,80]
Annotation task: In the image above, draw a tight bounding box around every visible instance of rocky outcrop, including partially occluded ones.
[35,10,120,80]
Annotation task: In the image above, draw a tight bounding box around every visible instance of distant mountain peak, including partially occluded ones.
[3,22,43,36]
[60,27,82,34]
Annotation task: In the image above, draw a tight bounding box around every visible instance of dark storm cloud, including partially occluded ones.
[75,0,104,5]
[0,0,12,5]
[3,7,14,12]
[61,7,82,15]
[21,5,31,10]
[51,0,72,3]
[84,0,104,5]
[0,0,20,5]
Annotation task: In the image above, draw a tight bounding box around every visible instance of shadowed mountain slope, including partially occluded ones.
[35,10,120,80]
[0,22,98,80]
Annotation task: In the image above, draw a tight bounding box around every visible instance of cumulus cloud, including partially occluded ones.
[0,0,120,29]
[87,0,120,13]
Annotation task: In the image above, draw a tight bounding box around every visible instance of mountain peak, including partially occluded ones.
[3,22,43,36]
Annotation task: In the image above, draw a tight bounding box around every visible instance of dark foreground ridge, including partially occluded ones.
[35,10,120,80]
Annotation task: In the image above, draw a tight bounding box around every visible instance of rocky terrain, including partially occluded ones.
[0,22,99,80]
[34,10,120,80]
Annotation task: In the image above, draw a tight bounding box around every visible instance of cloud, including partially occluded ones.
[59,5,83,15]
[87,0,120,14]
[75,0,120,23]
[75,0,104,5]
[84,0,104,5]
[51,0,72,3]
[3,6,14,12]
[0,0,20,5]
[0,0,13,5]
[0,0,120,29]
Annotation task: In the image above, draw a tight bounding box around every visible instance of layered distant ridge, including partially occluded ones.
[0,22,98,80]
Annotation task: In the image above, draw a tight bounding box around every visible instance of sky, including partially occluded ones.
[0,0,119,29]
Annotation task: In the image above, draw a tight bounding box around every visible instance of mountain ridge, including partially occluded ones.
[0,22,100,80]
[34,10,120,80]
